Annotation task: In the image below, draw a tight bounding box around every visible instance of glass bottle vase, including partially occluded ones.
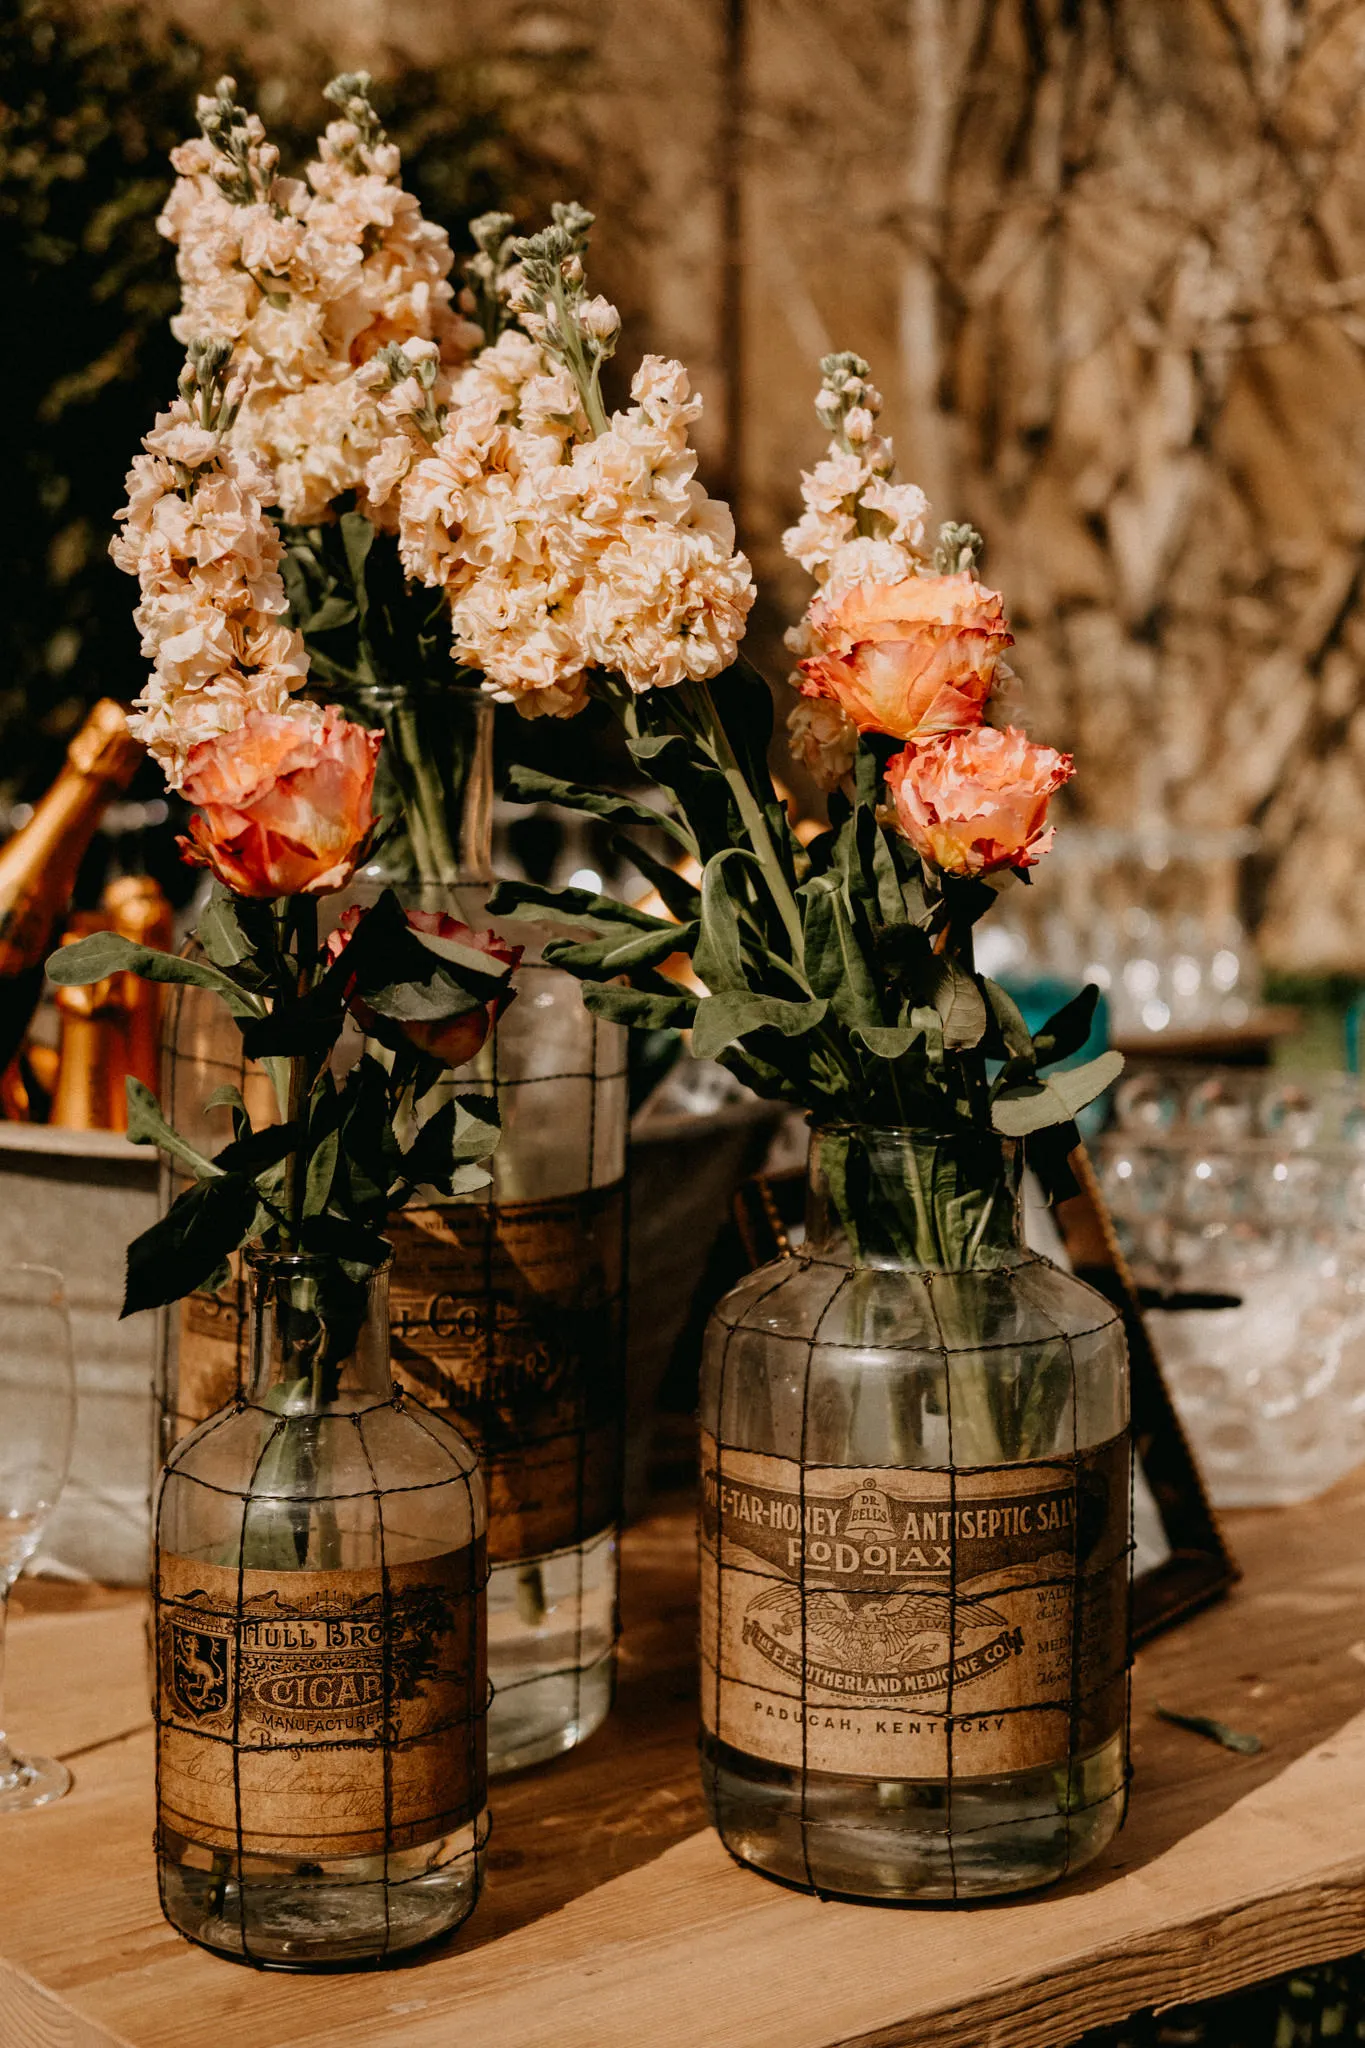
[155,681,630,1777]
[154,1249,488,1967]
[374,896,628,1778]
[699,1124,1132,1902]
[340,677,629,1775]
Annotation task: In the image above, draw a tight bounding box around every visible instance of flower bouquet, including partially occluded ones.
[148,72,508,882]
[53,341,518,1330]
[139,105,639,1772]
[46,343,515,1966]
[383,214,1132,1904]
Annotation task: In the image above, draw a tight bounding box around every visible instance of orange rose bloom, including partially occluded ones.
[799,570,1013,740]
[178,707,380,898]
[885,727,1073,876]
[327,905,522,1069]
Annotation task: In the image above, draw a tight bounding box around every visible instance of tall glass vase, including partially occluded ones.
[343,679,629,1775]
[699,1124,1131,1902]
[156,680,630,1779]
[154,1249,488,1967]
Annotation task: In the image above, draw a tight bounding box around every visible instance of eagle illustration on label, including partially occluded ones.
[700,1436,1129,1780]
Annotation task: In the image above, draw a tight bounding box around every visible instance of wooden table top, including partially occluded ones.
[4,1468,1365,2048]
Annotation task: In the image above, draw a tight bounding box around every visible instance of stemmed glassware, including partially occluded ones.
[0,1264,75,1811]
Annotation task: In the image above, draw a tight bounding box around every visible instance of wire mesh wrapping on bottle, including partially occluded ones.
[152,1383,491,1967]
[700,1247,1134,1902]
[155,972,274,1458]
[384,954,629,1762]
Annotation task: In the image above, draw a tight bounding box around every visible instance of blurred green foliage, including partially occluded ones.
[0,0,571,801]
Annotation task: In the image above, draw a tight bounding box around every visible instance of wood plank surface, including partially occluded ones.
[2,1472,1364,2048]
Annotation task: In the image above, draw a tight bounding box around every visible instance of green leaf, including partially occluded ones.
[929,958,988,1050]
[504,765,695,852]
[486,878,671,939]
[991,1050,1124,1136]
[853,1022,927,1059]
[304,1126,340,1215]
[124,1078,221,1181]
[579,982,698,1030]
[340,509,374,618]
[402,1092,500,1192]
[624,725,734,854]
[196,890,272,979]
[693,851,752,994]
[611,835,702,922]
[47,932,265,1019]
[123,1172,259,1317]
[983,978,1036,1063]
[213,1122,300,1175]
[691,991,828,1062]
[298,1213,390,1268]
[871,823,909,928]
[203,1083,249,1120]
[241,996,346,1061]
[1032,984,1102,1068]
[800,876,882,1027]
[546,922,697,982]
[1153,1704,1262,1755]
[299,593,358,634]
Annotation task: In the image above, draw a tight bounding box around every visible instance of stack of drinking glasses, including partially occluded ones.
[1096,1068,1365,1506]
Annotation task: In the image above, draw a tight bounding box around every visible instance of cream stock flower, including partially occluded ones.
[112,399,309,785]
[787,696,858,794]
[159,81,479,529]
[396,346,754,713]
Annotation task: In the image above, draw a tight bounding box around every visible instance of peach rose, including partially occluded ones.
[885,727,1074,876]
[326,904,522,1067]
[799,570,1013,740]
[178,705,380,897]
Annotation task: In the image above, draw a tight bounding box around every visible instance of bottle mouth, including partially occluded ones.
[812,1120,1002,1142]
[244,1243,394,1278]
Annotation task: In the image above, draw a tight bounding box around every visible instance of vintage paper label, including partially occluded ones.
[175,1266,245,1437]
[700,1432,1129,1780]
[386,1185,625,1564]
[157,1544,486,1859]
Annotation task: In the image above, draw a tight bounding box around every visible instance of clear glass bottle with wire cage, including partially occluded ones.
[156,680,630,1777]
[154,1248,488,1968]
[699,1123,1131,1902]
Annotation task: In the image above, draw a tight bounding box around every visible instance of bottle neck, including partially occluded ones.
[246,1249,393,1409]
[325,681,494,888]
[804,1125,1023,1272]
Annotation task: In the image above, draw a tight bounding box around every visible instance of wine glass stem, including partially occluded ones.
[0,1585,17,1784]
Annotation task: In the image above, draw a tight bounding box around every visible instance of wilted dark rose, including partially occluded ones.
[328,905,523,1068]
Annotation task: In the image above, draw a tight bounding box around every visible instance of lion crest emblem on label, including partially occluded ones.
[169,1620,231,1721]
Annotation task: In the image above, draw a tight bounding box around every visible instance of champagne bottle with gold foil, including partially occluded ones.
[49,913,126,1131]
[104,873,175,1112]
[0,701,143,1070]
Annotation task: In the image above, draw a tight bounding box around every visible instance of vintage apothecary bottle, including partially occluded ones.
[157,680,629,1776]
[155,1249,488,1967]
[699,1125,1131,1901]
